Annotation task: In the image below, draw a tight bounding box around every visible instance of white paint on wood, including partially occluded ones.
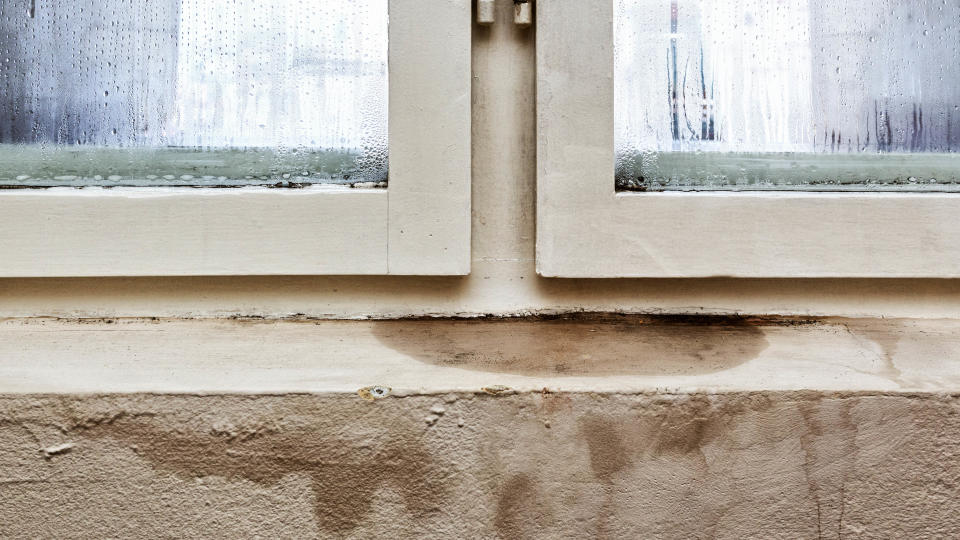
[388,0,472,275]
[0,188,388,276]
[0,0,472,277]
[536,0,960,278]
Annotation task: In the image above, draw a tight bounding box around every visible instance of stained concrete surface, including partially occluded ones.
[1,392,958,538]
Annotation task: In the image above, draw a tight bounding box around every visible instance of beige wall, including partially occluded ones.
[4,392,960,538]
[2,0,960,319]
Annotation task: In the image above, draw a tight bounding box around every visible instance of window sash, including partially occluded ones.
[536,0,960,278]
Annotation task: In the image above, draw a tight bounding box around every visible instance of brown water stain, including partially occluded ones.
[371,314,775,377]
[494,473,548,540]
[576,395,768,480]
[799,399,859,539]
[649,399,717,456]
[578,414,635,540]
[840,319,908,386]
[575,397,763,538]
[579,415,632,483]
[74,410,447,535]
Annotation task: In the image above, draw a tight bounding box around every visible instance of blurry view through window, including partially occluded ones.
[615,0,960,191]
[0,0,388,187]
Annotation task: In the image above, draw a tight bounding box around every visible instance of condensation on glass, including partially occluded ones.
[0,0,388,187]
[615,0,960,191]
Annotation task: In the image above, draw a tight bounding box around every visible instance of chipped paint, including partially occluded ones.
[357,386,392,401]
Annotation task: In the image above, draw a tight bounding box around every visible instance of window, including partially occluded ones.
[614,0,960,192]
[0,0,471,276]
[537,0,960,277]
[2,0,388,187]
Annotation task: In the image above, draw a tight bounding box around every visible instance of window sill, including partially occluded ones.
[2,314,958,395]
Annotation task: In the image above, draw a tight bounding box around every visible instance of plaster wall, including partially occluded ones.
[2,393,958,539]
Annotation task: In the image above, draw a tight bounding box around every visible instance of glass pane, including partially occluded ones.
[0,0,388,187]
[615,0,960,191]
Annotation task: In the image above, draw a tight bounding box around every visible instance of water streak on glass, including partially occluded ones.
[0,0,388,186]
[615,0,960,191]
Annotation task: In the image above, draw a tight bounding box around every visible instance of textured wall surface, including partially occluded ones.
[2,392,959,539]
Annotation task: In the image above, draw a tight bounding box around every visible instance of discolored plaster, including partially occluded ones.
[370,314,774,377]
[494,473,549,540]
[72,402,447,535]
[1,392,958,538]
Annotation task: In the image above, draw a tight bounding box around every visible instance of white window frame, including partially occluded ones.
[0,0,471,277]
[536,0,960,278]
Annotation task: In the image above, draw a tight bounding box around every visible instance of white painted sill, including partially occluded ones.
[2,316,958,395]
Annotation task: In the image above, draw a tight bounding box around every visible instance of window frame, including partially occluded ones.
[0,0,471,277]
[536,0,960,278]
